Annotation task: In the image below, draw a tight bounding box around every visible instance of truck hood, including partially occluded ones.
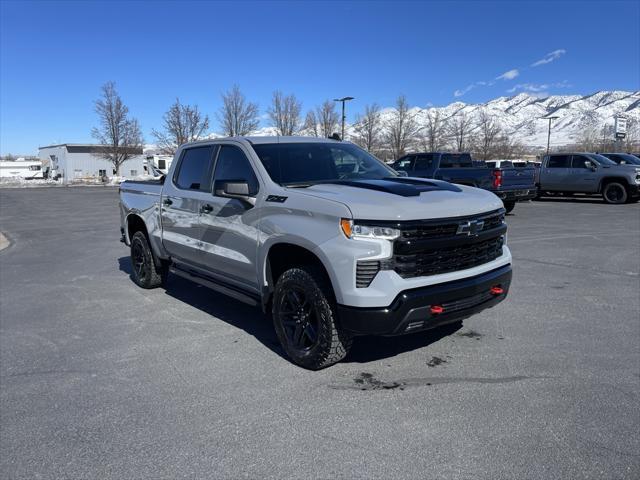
[601,164,640,173]
[292,178,503,220]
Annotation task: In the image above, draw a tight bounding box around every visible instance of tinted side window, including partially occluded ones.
[213,145,259,195]
[440,153,473,168]
[174,146,214,190]
[415,154,434,170]
[547,155,570,168]
[572,155,591,168]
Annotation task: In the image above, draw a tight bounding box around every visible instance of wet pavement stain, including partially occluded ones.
[352,372,404,391]
[426,356,448,367]
[330,375,540,391]
[456,330,483,340]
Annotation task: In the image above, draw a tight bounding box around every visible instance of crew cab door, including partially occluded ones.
[541,154,571,191]
[198,144,261,292]
[160,145,217,266]
[568,154,599,192]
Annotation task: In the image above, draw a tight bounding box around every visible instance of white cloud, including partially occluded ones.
[454,84,476,97]
[507,80,571,93]
[531,49,566,67]
[496,69,520,81]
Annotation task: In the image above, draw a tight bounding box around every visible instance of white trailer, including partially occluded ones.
[0,160,44,179]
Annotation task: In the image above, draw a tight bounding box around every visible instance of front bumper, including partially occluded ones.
[337,265,512,336]
[494,189,537,202]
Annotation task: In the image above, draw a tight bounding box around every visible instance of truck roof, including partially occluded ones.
[244,136,341,144]
[178,136,345,150]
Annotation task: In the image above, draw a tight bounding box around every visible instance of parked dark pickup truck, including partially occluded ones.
[392,152,537,213]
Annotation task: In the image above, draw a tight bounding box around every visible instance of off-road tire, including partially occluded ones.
[272,266,352,370]
[130,231,167,289]
[602,182,628,204]
[504,201,516,214]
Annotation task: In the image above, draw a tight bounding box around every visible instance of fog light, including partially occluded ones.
[490,286,504,295]
[430,305,444,314]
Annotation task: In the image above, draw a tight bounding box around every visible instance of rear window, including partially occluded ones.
[440,153,473,168]
[174,146,214,190]
[547,155,570,168]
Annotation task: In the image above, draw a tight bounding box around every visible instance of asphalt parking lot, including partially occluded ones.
[1,187,638,479]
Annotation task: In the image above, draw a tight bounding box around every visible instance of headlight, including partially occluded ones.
[340,219,400,240]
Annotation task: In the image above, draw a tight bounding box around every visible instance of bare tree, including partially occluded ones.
[352,103,383,154]
[91,81,143,175]
[624,118,639,152]
[418,109,447,151]
[316,101,339,138]
[492,133,525,159]
[268,91,302,136]
[475,109,502,160]
[302,110,319,137]
[385,95,419,159]
[217,84,260,136]
[574,117,602,151]
[448,111,473,151]
[152,98,209,154]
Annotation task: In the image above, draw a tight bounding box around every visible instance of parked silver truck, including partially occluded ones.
[119,137,512,369]
[538,153,640,204]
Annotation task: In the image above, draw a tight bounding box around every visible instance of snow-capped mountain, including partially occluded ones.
[249,90,639,148]
[371,90,639,148]
[145,90,638,154]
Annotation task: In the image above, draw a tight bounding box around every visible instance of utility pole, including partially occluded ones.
[333,96,354,140]
[543,116,559,154]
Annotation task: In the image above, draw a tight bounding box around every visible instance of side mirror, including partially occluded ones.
[395,170,409,177]
[215,181,256,206]
[584,161,597,171]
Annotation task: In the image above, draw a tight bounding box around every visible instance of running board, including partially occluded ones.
[169,266,259,307]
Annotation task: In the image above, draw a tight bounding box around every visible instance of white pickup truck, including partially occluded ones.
[119,136,512,369]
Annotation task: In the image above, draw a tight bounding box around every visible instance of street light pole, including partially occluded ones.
[333,96,354,140]
[544,116,559,154]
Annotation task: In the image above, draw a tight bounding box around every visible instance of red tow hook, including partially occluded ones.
[430,305,444,315]
[490,286,504,295]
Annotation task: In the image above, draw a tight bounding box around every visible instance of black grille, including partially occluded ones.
[399,211,504,241]
[390,210,506,279]
[356,260,380,288]
[393,236,504,278]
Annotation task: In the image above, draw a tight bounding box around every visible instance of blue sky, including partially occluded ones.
[1,0,639,155]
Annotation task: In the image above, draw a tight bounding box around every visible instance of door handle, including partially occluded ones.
[162,198,173,206]
[200,204,213,214]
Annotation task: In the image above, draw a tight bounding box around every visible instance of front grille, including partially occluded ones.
[356,260,380,288]
[390,210,506,279]
[393,236,504,278]
[399,211,504,241]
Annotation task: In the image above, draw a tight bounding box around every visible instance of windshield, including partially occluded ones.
[606,153,640,165]
[588,153,617,165]
[251,142,397,186]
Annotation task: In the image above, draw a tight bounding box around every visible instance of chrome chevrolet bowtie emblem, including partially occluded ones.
[457,219,484,236]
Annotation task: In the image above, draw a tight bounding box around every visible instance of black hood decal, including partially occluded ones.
[317,177,462,197]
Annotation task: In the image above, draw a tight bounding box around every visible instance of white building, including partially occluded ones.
[0,160,44,179]
[38,144,146,182]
